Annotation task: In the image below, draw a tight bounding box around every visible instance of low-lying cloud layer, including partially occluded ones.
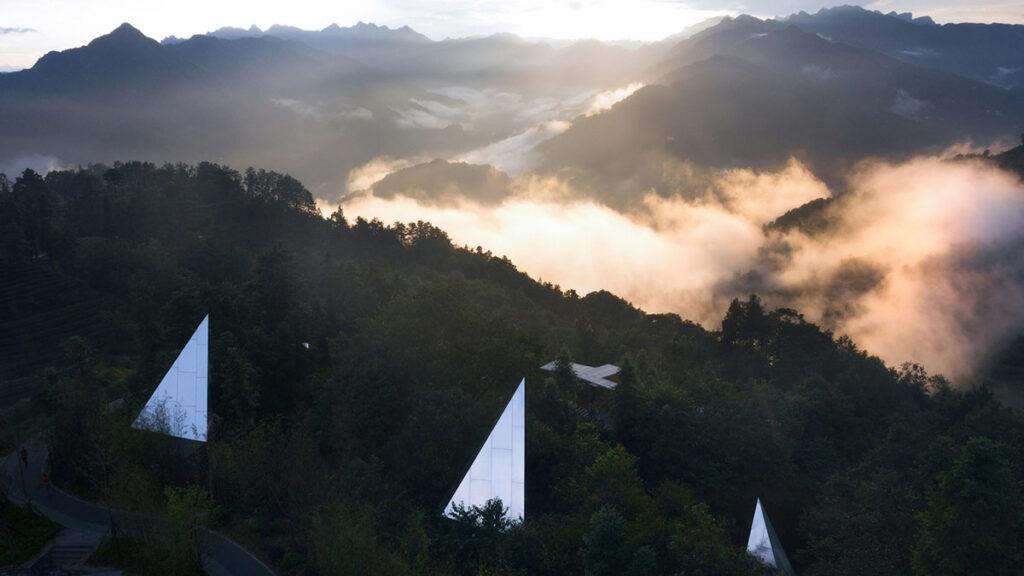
[0,154,63,177]
[336,154,1024,380]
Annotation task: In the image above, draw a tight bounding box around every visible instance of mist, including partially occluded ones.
[337,155,1024,380]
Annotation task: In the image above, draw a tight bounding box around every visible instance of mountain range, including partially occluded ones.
[786,5,1024,90]
[1,6,1022,200]
[538,11,1024,200]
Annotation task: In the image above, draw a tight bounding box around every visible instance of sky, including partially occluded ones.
[1,0,1022,71]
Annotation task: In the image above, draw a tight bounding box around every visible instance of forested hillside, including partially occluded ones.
[2,162,1024,575]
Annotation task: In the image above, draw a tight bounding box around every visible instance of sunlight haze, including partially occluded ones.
[2,0,1022,70]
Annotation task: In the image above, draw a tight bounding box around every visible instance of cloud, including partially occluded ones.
[345,156,418,192]
[271,98,323,120]
[891,89,927,117]
[339,107,375,121]
[391,87,528,131]
[339,154,1024,380]
[0,27,36,34]
[770,156,1024,379]
[584,82,645,116]
[340,158,829,331]
[272,99,376,122]
[0,154,63,177]
[457,121,570,173]
[451,81,649,174]
[392,99,466,130]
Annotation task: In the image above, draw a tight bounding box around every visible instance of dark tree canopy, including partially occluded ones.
[2,161,1023,576]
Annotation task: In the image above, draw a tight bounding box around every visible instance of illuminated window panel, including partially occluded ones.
[747,498,796,576]
[445,378,525,521]
[133,315,209,442]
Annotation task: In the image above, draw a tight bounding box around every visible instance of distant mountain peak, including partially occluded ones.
[265,24,303,35]
[110,22,145,37]
[207,24,264,39]
[486,31,526,43]
[822,4,867,14]
[89,23,157,48]
[793,5,936,26]
[732,14,764,24]
[202,21,430,45]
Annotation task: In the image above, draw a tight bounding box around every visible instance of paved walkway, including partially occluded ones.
[1,441,275,576]
[27,528,106,573]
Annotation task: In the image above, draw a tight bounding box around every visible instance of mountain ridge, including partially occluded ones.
[780,5,1024,88]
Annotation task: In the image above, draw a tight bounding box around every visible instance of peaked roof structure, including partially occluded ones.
[445,379,525,521]
[747,498,796,576]
[133,315,209,442]
[539,361,620,389]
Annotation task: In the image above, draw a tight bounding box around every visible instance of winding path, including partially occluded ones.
[1,441,275,576]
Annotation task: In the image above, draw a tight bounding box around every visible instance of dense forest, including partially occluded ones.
[2,160,1024,575]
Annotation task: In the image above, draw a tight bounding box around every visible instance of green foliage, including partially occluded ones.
[667,502,764,576]
[912,437,1024,576]
[581,506,656,576]
[310,502,414,576]
[4,162,1024,576]
[0,500,60,567]
[165,486,215,576]
[581,506,628,576]
[90,534,205,576]
[439,499,523,575]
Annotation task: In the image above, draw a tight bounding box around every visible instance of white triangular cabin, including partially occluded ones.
[747,498,796,575]
[445,379,525,521]
[133,315,209,442]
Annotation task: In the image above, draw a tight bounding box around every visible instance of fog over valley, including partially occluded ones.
[4,5,1024,384]
[8,4,1024,575]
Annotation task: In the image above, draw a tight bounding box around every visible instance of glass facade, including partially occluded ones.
[133,315,209,442]
[445,379,525,521]
[747,498,796,576]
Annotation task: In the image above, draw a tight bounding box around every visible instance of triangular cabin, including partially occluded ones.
[747,498,796,576]
[445,379,525,521]
[133,315,209,442]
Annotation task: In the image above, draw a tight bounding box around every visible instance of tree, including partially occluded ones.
[0,173,28,260]
[913,437,1024,576]
[668,502,765,576]
[441,499,518,575]
[211,331,258,428]
[328,207,349,231]
[310,502,409,576]
[721,295,771,353]
[165,486,214,576]
[243,167,317,213]
[582,445,649,517]
[550,346,579,394]
[10,169,54,260]
[582,505,629,576]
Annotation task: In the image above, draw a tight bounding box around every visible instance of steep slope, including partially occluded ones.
[6,161,1024,575]
[0,24,202,93]
[539,54,931,201]
[0,25,387,195]
[785,6,1024,90]
[537,15,1024,199]
[0,23,338,97]
[658,15,1022,140]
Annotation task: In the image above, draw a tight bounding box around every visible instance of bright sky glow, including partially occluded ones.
[0,0,1021,71]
